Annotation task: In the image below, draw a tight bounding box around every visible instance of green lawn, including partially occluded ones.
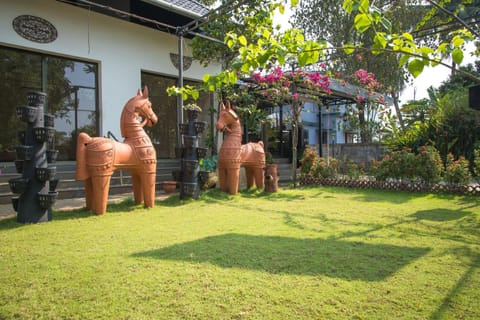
[0,187,479,319]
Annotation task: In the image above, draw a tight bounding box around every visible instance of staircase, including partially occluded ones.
[274,157,292,183]
[0,158,297,205]
[0,159,180,205]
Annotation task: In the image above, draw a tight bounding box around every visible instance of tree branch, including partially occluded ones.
[292,45,480,83]
[426,0,480,38]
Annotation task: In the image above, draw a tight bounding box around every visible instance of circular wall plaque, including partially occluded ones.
[12,15,58,44]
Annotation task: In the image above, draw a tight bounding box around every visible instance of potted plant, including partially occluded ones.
[183,103,202,120]
[161,180,177,194]
[198,155,218,190]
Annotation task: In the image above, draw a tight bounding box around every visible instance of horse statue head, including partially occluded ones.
[121,86,158,138]
[215,100,241,134]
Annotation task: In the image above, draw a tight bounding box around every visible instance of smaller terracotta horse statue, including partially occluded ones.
[76,87,158,214]
[215,100,265,195]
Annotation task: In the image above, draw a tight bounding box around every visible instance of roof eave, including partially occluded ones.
[141,0,207,19]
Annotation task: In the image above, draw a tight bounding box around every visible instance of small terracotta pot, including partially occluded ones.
[162,181,177,194]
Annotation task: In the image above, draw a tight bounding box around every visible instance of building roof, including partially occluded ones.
[142,0,210,18]
[58,0,211,32]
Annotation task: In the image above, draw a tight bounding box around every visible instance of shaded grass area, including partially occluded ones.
[0,187,479,319]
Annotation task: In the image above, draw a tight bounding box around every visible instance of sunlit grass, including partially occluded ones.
[0,187,479,319]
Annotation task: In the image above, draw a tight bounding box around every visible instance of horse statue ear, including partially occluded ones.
[143,86,149,98]
[225,100,239,119]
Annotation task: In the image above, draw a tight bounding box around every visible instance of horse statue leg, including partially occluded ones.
[218,165,228,193]
[245,167,255,188]
[131,172,143,205]
[227,167,241,195]
[84,177,94,211]
[254,167,265,189]
[90,173,113,215]
[140,170,156,208]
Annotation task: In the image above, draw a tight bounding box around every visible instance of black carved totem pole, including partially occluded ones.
[10,91,58,223]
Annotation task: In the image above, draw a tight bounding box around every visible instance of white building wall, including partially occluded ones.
[0,0,220,138]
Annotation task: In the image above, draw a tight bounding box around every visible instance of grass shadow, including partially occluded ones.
[413,209,470,222]
[0,216,23,230]
[132,233,430,281]
[430,248,480,319]
[52,198,142,221]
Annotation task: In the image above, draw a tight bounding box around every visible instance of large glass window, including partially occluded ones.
[141,72,213,159]
[0,46,98,161]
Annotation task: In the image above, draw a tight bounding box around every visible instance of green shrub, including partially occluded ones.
[299,147,317,177]
[414,145,443,183]
[313,157,337,179]
[299,148,338,179]
[372,146,444,183]
[474,149,480,178]
[373,148,415,182]
[444,153,472,185]
[338,157,361,180]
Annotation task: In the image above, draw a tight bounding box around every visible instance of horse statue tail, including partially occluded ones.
[76,132,92,180]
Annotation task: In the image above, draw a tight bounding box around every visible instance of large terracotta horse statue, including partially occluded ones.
[76,87,158,215]
[215,100,265,195]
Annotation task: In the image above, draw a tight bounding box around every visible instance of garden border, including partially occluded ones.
[299,177,480,196]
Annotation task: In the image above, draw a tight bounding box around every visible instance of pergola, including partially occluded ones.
[238,75,393,156]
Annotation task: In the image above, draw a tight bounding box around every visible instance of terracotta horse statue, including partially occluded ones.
[76,87,158,215]
[215,100,265,195]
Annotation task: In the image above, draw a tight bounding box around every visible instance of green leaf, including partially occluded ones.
[436,43,448,55]
[298,52,308,66]
[402,33,414,42]
[452,48,464,65]
[408,59,424,78]
[238,36,247,46]
[262,29,270,39]
[258,53,270,65]
[398,55,409,67]
[343,0,354,13]
[231,60,244,70]
[241,63,251,74]
[202,74,211,82]
[227,71,237,85]
[374,33,387,49]
[379,17,392,31]
[343,43,355,54]
[291,0,298,7]
[359,0,369,14]
[452,36,464,47]
[354,13,371,33]
[191,90,199,101]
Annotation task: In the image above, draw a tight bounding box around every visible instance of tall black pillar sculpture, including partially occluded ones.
[176,109,207,200]
[10,91,58,223]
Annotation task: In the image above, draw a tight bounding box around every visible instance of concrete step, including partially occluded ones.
[0,158,296,204]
